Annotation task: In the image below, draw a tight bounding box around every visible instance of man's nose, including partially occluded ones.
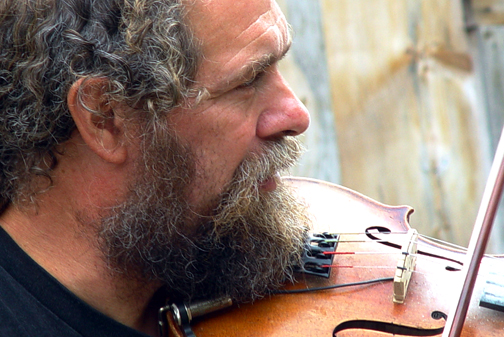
[256,70,310,139]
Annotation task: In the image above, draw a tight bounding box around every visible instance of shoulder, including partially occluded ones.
[0,266,83,337]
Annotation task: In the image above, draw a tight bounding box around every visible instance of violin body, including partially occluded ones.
[191,177,504,336]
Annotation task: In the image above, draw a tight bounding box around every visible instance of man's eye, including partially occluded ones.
[237,71,265,89]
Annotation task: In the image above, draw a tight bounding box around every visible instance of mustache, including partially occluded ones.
[234,136,305,186]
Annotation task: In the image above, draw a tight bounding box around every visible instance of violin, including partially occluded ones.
[165,177,504,337]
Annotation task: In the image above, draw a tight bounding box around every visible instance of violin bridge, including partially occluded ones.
[393,229,418,304]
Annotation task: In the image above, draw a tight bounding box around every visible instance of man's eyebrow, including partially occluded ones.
[203,39,293,97]
[233,41,292,84]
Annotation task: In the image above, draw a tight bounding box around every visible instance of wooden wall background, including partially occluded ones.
[277,0,504,252]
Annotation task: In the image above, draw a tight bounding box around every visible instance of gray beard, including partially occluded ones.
[95,126,310,303]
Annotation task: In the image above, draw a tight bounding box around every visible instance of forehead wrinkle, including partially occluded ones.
[221,14,290,74]
[222,29,286,72]
[234,7,280,41]
[190,1,291,97]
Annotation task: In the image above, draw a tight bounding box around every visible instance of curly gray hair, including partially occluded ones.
[0,0,199,210]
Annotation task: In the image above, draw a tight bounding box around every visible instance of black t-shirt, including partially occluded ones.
[0,227,150,337]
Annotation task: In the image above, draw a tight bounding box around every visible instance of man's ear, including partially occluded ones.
[67,78,129,164]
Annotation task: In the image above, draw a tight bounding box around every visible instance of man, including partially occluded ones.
[0,0,310,336]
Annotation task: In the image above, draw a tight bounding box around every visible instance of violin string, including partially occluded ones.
[416,233,468,251]
[328,253,493,278]
[322,250,464,273]
[323,251,396,255]
[315,232,502,273]
[293,232,502,298]
[317,231,475,254]
[332,232,497,256]
[324,251,441,260]
[317,231,410,240]
[327,251,459,267]
[321,264,396,269]
[333,235,441,245]
[319,231,410,236]
[329,239,402,244]
[391,236,499,259]
[322,232,453,247]
[321,265,432,277]
[330,234,490,258]
[320,262,493,279]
